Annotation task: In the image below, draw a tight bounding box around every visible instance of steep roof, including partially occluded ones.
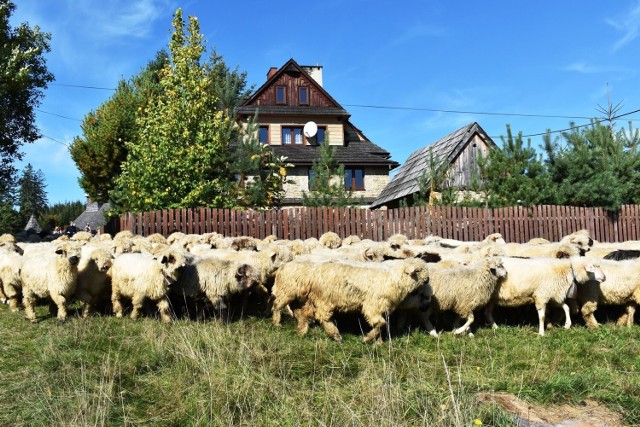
[24,214,41,233]
[74,202,111,231]
[370,122,495,208]
[237,58,349,118]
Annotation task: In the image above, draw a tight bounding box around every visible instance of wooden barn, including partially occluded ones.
[370,122,497,209]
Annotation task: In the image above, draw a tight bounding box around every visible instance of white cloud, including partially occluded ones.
[563,62,631,74]
[386,23,445,48]
[606,0,640,51]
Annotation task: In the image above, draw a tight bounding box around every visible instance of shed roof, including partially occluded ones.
[370,122,495,208]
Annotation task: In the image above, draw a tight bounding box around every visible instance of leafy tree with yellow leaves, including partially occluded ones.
[113,9,238,212]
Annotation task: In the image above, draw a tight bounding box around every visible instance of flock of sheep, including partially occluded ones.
[0,226,639,341]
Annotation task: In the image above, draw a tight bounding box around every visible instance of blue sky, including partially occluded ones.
[11,0,640,205]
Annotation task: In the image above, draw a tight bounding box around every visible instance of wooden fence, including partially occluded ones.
[114,205,640,243]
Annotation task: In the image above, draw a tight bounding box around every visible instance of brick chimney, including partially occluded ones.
[267,67,278,80]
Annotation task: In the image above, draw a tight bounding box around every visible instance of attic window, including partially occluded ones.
[299,86,309,105]
[276,86,286,104]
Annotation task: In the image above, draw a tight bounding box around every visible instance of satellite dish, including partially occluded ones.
[303,121,318,138]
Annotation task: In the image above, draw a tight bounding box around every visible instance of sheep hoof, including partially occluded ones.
[0,298,7,304]
[429,330,439,338]
[57,318,66,324]
[468,332,475,338]
[491,324,498,330]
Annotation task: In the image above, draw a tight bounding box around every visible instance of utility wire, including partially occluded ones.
[36,108,82,122]
[343,103,595,120]
[50,83,116,91]
[42,134,69,147]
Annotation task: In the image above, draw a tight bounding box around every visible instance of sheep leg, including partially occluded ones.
[580,301,599,329]
[0,285,7,304]
[536,304,547,336]
[8,295,20,312]
[561,303,572,329]
[420,307,439,337]
[75,291,93,318]
[453,313,474,335]
[271,295,292,326]
[293,302,314,336]
[112,290,124,318]
[156,297,172,323]
[617,303,636,327]
[484,300,498,329]
[314,306,341,341]
[130,294,145,320]
[50,293,68,322]
[363,312,388,344]
[23,290,37,322]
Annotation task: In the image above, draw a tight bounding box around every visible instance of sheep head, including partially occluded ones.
[156,248,188,285]
[487,257,507,279]
[55,243,81,266]
[235,264,260,291]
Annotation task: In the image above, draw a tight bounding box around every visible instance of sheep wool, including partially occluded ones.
[21,242,82,322]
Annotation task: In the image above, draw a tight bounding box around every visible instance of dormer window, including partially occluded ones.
[299,86,309,105]
[276,86,286,105]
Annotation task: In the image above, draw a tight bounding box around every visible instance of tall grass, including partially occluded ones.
[0,304,638,426]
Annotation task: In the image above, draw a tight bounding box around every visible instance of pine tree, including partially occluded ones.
[17,163,48,225]
[543,119,640,211]
[302,141,363,207]
[481,125,551,207]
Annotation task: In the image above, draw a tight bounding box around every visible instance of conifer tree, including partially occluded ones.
[302,141,363,207]
[17,163,48,224]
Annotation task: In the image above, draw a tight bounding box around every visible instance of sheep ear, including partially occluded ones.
[268,249,277,262]
[555,249,571,259]
[235,264,249,278]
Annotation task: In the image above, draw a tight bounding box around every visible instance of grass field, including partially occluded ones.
[0,303,639,426]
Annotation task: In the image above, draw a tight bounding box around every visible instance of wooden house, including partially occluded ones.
[370,122,497,209]
[236,59,399,206]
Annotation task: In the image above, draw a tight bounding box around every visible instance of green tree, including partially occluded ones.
[113,9,240,212]
[410,151,457,206]
[0,177,19,234]
[40,200,84,230]
[17,163,47,224]
[481,125,551,207]
[232,117,292,209]
[70,51,167,203]
[0,1,54,187]
[544,119,640,211]
[302,141,363,207]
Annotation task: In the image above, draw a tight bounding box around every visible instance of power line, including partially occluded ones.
[50,83,116,91]
[42,134,69,147]
[489,108,640,139]
[344,103,596,120]
[36,108,82,122]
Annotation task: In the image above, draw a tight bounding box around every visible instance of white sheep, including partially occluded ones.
[75,246,114,318]
[174,256,261,316]
[577,258,640,328]
[110,247,188,322]
[21,242,82,322]
[0,250,23,310]
[318,232,341,249]
[423,257,507,337]
[271,257,430,343]
[485,256,606,335]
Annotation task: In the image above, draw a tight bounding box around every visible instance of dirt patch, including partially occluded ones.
[477,392,624,427]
